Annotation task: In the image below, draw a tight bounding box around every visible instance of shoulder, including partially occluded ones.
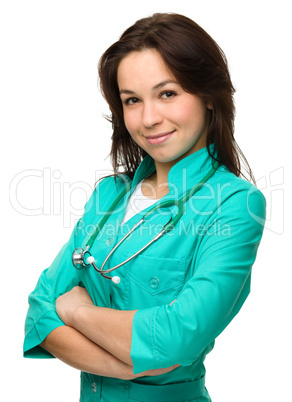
[215,165,265,203]
[195,167,267,251]
[210,166,266,225]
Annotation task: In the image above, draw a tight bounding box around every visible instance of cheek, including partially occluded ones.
[178,101,207,130]
[123,110,138,135]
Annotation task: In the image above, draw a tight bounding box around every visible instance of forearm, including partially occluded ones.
[72,306,136,366]
[41,324,177,379]
[40,325,132,379]
[55,287,179,375]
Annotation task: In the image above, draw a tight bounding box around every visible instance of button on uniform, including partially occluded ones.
[105,237,114,246]
[92,382,97,394]
[149,277,159,289]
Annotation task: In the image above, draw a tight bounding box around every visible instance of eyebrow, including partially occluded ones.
[119,79,177,95]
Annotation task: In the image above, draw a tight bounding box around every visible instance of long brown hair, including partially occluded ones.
[98,13,255,184]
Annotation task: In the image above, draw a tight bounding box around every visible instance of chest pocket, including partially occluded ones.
[124,253,186,309]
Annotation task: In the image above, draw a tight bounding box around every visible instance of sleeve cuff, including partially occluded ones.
[23,309,65,358]
[130,307,159,374]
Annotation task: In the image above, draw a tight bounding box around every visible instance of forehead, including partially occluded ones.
[117,49,175,90]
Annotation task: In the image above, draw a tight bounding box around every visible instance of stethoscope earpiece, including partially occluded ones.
[86,256,95,264]
[112,276,120,284]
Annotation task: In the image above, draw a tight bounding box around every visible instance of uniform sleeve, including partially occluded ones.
[130,186,266,374]
[23,217,86,358]
[23,177,114,359]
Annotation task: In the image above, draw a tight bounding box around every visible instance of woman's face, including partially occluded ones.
[117,49,210,165]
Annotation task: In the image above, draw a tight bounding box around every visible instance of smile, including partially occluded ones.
[145,130,175,145]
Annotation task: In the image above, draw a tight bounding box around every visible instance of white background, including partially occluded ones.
[1,0,291,401]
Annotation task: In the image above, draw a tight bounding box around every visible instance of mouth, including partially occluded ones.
[144,130,175,145]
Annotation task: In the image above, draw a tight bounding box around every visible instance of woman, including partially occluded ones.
[23,13,266,401]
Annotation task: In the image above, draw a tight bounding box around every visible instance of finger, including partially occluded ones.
[140,364,180,377]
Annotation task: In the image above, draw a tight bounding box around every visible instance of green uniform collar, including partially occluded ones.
[130,143,218,193]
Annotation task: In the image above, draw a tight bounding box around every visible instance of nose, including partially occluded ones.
[142,101,163,128]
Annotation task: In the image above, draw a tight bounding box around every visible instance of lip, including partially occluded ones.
[145,130,175,145]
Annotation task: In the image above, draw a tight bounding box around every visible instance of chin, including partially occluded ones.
[152,149,190,163]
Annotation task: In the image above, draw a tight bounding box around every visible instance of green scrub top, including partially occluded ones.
[23,144,266,401]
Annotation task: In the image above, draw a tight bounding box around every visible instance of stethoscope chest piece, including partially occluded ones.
[72,247,92,270]
[72,246,120,283]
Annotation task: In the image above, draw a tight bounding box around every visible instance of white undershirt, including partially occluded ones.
[120,180,159,225]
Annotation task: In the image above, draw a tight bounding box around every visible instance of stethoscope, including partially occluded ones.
[72,160,219,284]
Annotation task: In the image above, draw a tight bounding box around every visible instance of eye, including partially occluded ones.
[160,90,176,99]
[123,97,140,105]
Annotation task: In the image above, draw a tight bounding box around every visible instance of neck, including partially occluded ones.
[152,140,207,190]
[151,160,174,190]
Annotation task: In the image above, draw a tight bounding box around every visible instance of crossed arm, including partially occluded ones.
[41,286,178,379]
[37,186,265,382]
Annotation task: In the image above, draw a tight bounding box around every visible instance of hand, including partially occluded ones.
[56,286,94,326]
[126,364,180,380]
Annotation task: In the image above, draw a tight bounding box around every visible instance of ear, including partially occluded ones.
[207,101,213,110]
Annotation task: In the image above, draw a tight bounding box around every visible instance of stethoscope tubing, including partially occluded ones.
[89,217,169,275]
[72,160,219,280]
